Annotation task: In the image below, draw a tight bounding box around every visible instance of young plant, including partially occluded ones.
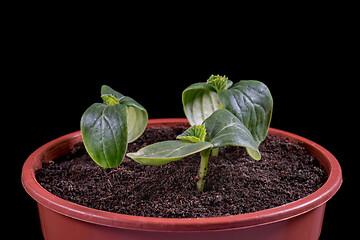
[81,85,148,168]
[127,77,273,191]
[127,109,260,191]
[182,75,273,158]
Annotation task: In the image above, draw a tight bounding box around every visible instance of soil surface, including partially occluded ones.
[36,126,327,218]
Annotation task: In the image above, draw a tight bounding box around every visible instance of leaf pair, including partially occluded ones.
[80,85,148,168]
[182,76,273,159]
[126,109,260,165]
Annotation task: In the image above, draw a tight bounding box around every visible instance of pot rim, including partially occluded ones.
[22,118,342,232]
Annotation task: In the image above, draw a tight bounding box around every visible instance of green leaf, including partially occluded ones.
[81,103,128,168]
[182,81,232,126]
[126,140,213,165]
[182,76,233,126]
[101,85,148,142]
[218,80,273,144]
[182,83,219,126]
[203,109,261,160]
[125,105,148,143]
[101,85,125,100]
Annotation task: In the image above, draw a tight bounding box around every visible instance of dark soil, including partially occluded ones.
[36,125,327,218]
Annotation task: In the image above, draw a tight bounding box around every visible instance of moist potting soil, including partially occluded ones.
[36,125,327,218]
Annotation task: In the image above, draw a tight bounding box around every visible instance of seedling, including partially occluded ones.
[183,75,273,157]
[127,109,262,190]
[127,76,273,190]
[81,85,148,168]
[80,77,273,191]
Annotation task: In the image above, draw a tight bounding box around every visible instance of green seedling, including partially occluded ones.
[128,109,261,191]
[182,75,273,157]
[80,77,273,192]
[127,77,273,191]
[81,85,148,168]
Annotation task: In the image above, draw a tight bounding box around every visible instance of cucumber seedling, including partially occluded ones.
[81,85,148,168]
[127,77,273,190]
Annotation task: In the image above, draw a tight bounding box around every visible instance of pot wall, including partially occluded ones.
[22,118,342,240]
[37,202,326,240]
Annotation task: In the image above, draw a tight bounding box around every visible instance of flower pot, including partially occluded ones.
[22,118,342,240]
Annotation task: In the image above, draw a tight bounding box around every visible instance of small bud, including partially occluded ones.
[177,124,207,143]
[101,94,119,105]
[206,74,229,92]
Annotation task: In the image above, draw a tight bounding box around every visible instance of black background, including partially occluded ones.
[10,21,355,239]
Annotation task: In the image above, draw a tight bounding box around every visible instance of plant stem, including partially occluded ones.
[196,148,211,191]
[211,147,219,156]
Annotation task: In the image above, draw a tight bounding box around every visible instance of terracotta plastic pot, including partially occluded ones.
[22,118,342,240]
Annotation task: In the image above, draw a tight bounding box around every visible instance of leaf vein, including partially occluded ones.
[100,106,111,167]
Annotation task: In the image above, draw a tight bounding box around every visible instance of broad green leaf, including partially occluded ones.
[182,80,232,126]
[101,85,148,142]
[203,109,261,160]
[81,103,128,168]
[219,80,273,144]
[126,105,148,142]
[101,85,125,100]
[182,76,233,126]
[126,140,213,166]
